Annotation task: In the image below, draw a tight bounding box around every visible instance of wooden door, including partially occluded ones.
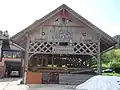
[42,72,59,84]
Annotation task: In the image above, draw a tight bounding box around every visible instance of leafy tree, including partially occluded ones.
[113,35,120,48]
[101,49,120,71]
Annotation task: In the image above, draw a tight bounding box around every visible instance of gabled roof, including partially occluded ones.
[2,39,25,51]
[9,40,25,51]
[0,31,24,51]
[11,4,116,51]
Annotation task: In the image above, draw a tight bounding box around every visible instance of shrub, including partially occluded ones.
[111,62,120,73]
[115,68,120,73]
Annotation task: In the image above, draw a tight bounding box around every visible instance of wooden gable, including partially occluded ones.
[11,4,116,52]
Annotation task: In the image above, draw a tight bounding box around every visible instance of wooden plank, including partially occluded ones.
[26,71,42,84]
[32,67,92,73]
[42,72,59,84]
[37,67,90,70]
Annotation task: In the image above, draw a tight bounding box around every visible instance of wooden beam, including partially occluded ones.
[44,25,85,28]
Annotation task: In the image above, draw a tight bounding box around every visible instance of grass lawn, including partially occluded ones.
[102,72,120,77]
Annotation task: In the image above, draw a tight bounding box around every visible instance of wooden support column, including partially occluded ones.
[52,54,54,67]
[41,56,43,67]
[21,51,24,77]
[97,36,102,75]
[24,33,30,84]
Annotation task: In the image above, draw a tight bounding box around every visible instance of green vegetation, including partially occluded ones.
[101,49,120,75]
[102,73,120,77]
[114,35,120,48]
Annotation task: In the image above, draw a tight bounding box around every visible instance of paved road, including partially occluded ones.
[0,78,21,82]
[0,78,77,90]
[28,84,77,90]
[0,78,29,90]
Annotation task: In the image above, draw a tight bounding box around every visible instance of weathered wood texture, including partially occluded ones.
[42,72,59,84]
[59,74,94,85]
[12,4,116,52]
[26,71,42,84]
[0,66,4,77]
[26,9,100,55]
[28,41,98,55]
[11,5,116,84]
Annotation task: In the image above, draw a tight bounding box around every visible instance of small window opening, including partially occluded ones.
[59,42,68,46]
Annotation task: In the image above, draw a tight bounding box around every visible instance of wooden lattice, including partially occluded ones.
[73,42,98,54]
[29,41,54,53]
[28,40,98,55]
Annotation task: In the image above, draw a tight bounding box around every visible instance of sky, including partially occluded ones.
[0,0,120,37]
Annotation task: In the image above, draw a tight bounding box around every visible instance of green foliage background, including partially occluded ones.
[101,49,120,70]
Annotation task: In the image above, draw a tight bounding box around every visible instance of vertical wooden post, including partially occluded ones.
[24,33,30,84]
[41,56,43,67]
[45,55,48,67]
[97,35,101,75]
[20,51,23,77]
[52,54,54,67]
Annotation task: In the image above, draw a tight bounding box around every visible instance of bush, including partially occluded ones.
[111,62,120,73]
[102,64,108,70]
[115,68,120,73]
[112,62,120,68]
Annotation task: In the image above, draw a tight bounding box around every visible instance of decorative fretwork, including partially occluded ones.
[73,42,98,54]
[28,40,98,55]
[29,41,54,53]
